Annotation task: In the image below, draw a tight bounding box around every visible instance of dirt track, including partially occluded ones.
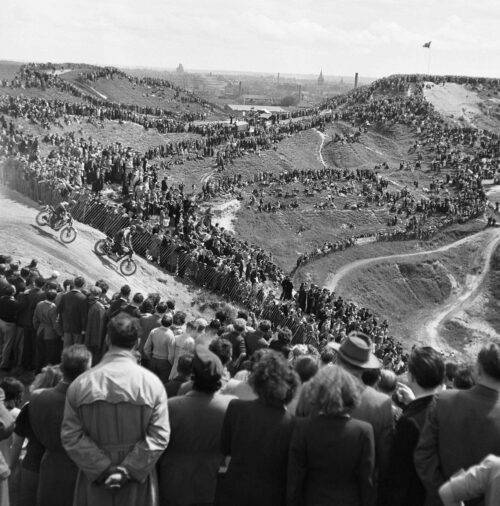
[325,227,500,353]
[0,186,202,310]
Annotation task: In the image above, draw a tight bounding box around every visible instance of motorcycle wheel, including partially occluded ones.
[94,239,108,256]
[120,258,137,276]
[36,210,50,226]
[60,226,77,244]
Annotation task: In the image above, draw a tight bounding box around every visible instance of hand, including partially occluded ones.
[396,382,415,405]
[104,472,125,489]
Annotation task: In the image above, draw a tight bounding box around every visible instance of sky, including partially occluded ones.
[1,0,499,78]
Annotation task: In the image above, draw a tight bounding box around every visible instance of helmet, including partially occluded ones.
[70,200,77,206]
[130,225,137,233]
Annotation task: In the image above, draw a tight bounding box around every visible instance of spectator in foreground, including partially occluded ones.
[216,351,299,506]
[14,366,62,506]
[387,346,445,506]
[165,354,193,398]
[158,345,236,505]
[61,313,170,506]
[288,365,375,506]
[438,454,500,506]
[0,386,15,506]
[415,343,500,506]
[29,345,92,506]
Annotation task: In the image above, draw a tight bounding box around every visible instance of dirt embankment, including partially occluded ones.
[0,186,209,318]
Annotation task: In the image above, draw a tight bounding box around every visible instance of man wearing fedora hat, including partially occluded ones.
[299,331,393,503]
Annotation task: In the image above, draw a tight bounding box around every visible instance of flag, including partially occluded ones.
[422,41,432,48]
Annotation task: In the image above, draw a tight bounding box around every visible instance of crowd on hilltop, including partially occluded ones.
[0,260,499,506]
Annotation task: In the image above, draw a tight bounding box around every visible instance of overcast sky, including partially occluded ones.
[1,0,498,77]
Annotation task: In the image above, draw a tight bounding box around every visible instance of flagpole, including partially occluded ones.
[427,47,431,75]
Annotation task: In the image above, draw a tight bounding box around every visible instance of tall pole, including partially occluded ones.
[427,48,431,75]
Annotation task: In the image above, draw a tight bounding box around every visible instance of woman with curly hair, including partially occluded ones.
[287,365,375,506]
[216,350,300,506]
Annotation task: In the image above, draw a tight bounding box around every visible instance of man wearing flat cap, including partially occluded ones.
[158,344,236,506]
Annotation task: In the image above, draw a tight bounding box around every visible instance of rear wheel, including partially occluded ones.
[94,239,108,256]
[60,226,77,244]
[36,210,50,226]
[120,257,137,276]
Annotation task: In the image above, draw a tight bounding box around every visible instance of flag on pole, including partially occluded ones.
[422,41,432,48]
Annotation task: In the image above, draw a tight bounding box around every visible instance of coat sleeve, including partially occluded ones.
[387,416,420,505]
[357,425,376,506]
[286,421,308,506]
[61,383,113,482]
[120,382,170,482]
[221,400,236,456]
[32,304,41,331]
[414,397,445,501]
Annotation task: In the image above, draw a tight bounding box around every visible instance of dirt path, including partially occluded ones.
[314,129,328,168]
[424,230,500,348]
[325,227,500,352]
[325,230,490,293]
[0,186,202,314]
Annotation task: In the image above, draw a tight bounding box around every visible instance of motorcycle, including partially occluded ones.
[94,237,138,276]
[35,205,78,244]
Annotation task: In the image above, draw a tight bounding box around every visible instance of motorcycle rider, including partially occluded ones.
[49,200,76,228]
[111,225,137,258]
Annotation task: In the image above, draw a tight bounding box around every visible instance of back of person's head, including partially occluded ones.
[161,314,173,328]
[140,299,154,314]
[46,289,57,302]
[156,302,167,314]
[320,347,336,366]
[192,346,223,393]
[259,320,272,332]
[294,355,319,383]
[233,318,246,332]
[20,267,30,278]
[107,313,140,349]
[61,345,92,382]
[477,343,500,382]
[173,311,186,326]
[249,351,300,406]
[31,365,62,392]
[0,377,24,408]
[166,299,175,310]
[34,277,46,288]
[305,365,362,416]
[177,354,194,377]
[132,292,144,305]
[408,346,445,389]
[378,369,398,395]
[3,284,15,297]
[95,279,109,295]
[453,364,476,390]
[74,276,85,289]
[120,284,131,297]
[0,264,5,276]
[209,338,233,366]
[88,286,102,297]
[278,328,292,342]
[362,368,381,387]
[63,278,74,290]
[147,292,161,307]
[208,319,221,333]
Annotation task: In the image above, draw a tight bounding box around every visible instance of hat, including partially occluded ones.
[194,317,208,328]
[50,271,60,279]
[329,331,381,369]
[192,345,223,382]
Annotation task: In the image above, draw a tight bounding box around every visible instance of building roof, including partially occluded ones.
[227,104,287,113]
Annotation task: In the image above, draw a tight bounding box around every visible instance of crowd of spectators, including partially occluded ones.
[0,263,499,506]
